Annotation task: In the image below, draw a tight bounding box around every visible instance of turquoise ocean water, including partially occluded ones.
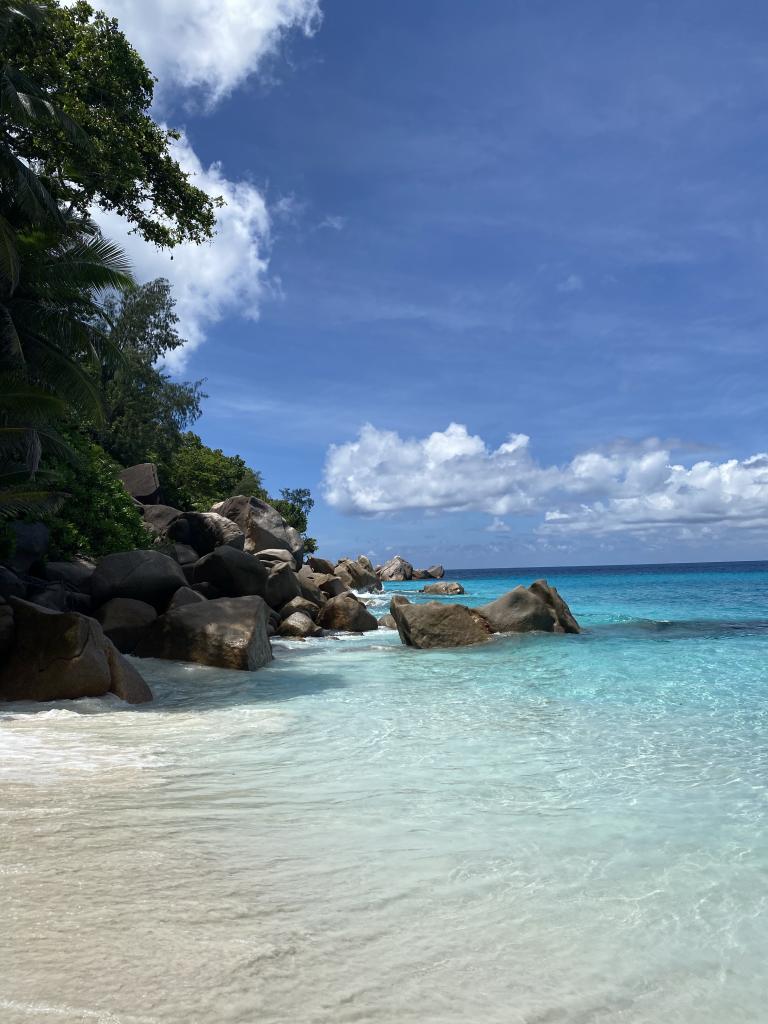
[2,561,767,1022]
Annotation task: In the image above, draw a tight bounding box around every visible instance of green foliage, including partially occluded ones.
[95,279,206,469]
[1,217,133,417]
[163,432,267,512]
[0,373,71,518]
[44,430,149,558]
[270,488,316,553]
[4,0,219,247]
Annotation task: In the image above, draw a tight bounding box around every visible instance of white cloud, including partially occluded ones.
[486,518,511,533]
[97,136,270,370]
[90,0,321,106]
[557,273,584,292]
[323,424,768,539]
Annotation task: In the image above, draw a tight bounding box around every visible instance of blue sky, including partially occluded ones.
[99,0,768,568]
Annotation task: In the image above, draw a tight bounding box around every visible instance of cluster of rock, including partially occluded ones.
[375,555,444,581]
[0,464,581,705]
[382,580,580,649]
[0,491,390,704]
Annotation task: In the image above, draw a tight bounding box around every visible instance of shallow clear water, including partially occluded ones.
[2,562,768,1023]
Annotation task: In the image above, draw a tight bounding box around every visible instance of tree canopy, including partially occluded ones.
[4,0,219,247]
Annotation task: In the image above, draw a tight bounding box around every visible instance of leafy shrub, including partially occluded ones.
[45,433,150,559]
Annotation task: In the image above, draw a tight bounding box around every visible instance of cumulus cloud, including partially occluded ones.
[90,0,321,106]
[323,424,768,538]
[96,136,270,370]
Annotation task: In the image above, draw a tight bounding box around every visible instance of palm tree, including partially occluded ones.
[0,372,70,517]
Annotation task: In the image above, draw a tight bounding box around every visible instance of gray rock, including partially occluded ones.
[528,579,581,634]
[136,596,272,671]
[167,586,207,610]
[7,521,49,573]
[65,592,93,615]
[294,572,327,608]
[191,582,221,600]
[142,504,181,536]
[378,613,397,629]
[95,597,157,654]
[44,558,95,592]
[299,566,345,599]
[0,602,14,657]
[29,583,68,612]
[392,601,491,649]
[278,612,320,639]
[419,581,465,595]
[390,594,411,615]
[475,581,580,634]
[0,598,112,701]
[334,557,381,593]
[191,546,268,599]
[166,511,245,554]
[279,596,321,621]
[378,555,413,582]
[264,560,301,610]
[411,569,431,580]
[212,495,303,567]
[0,566,25,601]
[427,564,445,579]
[120,463,160,504]
[357,555,375,573]
[256,548,297,566]
[168,543,199,566]
[317,593,379,633]
[91,550,186,611]
[307,556,336,575]
[104,642,153,704]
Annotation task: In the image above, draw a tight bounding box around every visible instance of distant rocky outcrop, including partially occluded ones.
[420,581,465,595]
[378,555,414,581]
[391,580,580,649]
[476,581,580,635]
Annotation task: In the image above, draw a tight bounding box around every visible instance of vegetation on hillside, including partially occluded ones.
[0,0,316,555]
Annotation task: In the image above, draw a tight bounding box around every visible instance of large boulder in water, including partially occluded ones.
[378,555,413,582]
[136,595,272,671]
[334,557,381,593]
[279,596,321,621]
[190,546,268,599]
[212,495,303,567]
[91,550,186,611]
[427,564,445,579]
[317,593,379,633]
[476,580,580,634]
[392,601,491,649]
[420,581,464,595]
[165,511,244,554]
[278,611,320,639]
[0,598,152,703]
[95,597,157,653]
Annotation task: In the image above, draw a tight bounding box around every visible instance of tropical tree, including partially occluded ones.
[4,0,218,247]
